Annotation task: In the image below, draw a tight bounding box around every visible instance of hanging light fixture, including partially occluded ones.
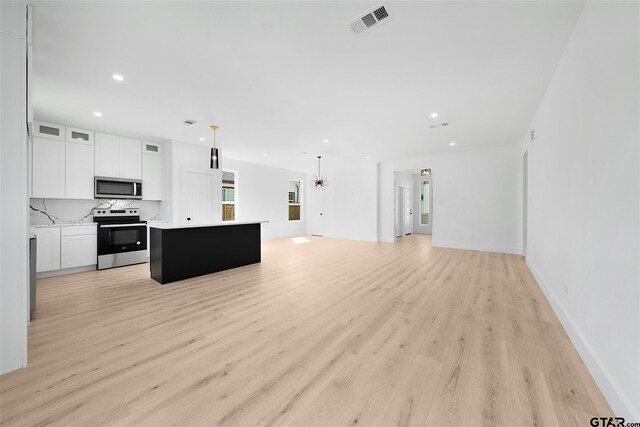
[313,156,328,189]
[210,124,219,169]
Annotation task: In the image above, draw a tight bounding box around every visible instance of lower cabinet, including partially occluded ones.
[61,233,97,269]
[35,227,61,272]
[35,225,97,273]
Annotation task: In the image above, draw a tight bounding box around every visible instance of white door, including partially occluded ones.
[404,185,413,235]
[65,142,94,199]
[32,138,65,198]
[35,227,61,272]
[181,171,214,223]
[311,189,325,236]
[395,185,403,238]
[61,234,97,269]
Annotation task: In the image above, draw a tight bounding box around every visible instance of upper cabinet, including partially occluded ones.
[66,127,94,145]
[143,142,162,200]
[33,121,65,141]
[32,137,65,198]
[119,137,142,180]
[65,141,94,199]
[30,122,161,200]
[95,133,141,180]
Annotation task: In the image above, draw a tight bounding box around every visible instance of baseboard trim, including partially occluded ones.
[36,265,97,278]
[526,258,639,420]
[431,239,521,255]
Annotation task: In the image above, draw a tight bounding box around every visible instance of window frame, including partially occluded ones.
[221,169,238,222]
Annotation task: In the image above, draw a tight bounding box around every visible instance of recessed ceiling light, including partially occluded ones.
[365,155,371,159]
[199,137,205,141]
[112,74,124,82]
[93,111,102,117]
[430,112,438,118]
[323,139,329,143]
[263,153,268,157]
[450,142,456,146]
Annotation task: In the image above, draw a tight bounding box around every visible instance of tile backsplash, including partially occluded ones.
[30,198,162,225]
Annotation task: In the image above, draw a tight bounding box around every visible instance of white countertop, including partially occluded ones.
[149,221,268,230]
[32,222,97,228]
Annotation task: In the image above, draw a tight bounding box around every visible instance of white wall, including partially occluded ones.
[223,158,307,240]
[168,141,308,240]
[1,0,29,374]
[315,158,378,242]
[524,2,639,419]
[380,144,523,254]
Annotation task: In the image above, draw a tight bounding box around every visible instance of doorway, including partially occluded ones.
[403,186,413,235]
[395,185,403,238]
[415,176,433,234]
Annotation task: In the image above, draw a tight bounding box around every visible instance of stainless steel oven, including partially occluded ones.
[94,208,147,269]
[95,177,142,200]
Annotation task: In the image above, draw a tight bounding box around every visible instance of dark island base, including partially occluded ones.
[150,223,261,284]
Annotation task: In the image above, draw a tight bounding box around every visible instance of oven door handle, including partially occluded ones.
[100,223,146,228]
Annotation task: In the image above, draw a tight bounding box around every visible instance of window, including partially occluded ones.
[222,171,236,221]
[420,180,430,225]
[288,180,301,221]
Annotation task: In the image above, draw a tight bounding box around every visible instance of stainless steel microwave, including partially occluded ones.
[94,177,142,199]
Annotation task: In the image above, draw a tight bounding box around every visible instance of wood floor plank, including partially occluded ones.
[0,235,612,426]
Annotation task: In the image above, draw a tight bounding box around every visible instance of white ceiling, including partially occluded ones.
[32,1,584,172]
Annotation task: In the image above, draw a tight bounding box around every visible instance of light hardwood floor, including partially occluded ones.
[0,235,611,426]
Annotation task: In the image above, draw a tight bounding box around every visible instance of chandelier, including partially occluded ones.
[313,156,328,190]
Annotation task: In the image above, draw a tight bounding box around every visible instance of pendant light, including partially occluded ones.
[313,156,328,189]
[210,124,220,169]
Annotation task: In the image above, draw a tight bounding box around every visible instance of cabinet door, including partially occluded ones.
[32,137,65,198]
[61,234,97,269]
[35,227,61,272]
[65,142,95,199]
[119,137,142,179]
[94,133,120,177]
[142,153,162,200]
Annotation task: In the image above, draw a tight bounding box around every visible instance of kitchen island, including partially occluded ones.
[149,221,266,284]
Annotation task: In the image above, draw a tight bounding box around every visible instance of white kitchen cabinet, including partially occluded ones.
[119,137,142,179]
[65,141,94,199]
[61,226,97,269]
[95,132,141,179]
[35,227,61,272]
[65,127,94,144]
[142,152,162,200]
[33,120,65,141]
[32,137,65,198]
[94,132,120,177]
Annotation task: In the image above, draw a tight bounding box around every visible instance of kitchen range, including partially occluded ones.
[94,208,147,270]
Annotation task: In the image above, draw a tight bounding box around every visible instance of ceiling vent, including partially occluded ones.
[530,129,535,142]
[349,4,391,36]
[182,119,197,125]
[429,122,451,129]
